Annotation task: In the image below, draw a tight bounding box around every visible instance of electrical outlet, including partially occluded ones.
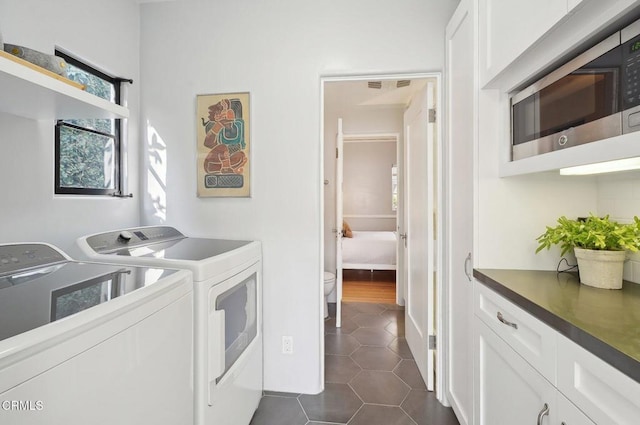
[282,336,293,354]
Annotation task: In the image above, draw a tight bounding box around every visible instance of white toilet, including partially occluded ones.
[323,271,336,318]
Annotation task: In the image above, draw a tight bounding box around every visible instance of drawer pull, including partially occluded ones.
[536,403,549,425]
[497,312,518,329]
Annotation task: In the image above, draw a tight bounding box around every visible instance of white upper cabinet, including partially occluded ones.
[481,0,640,92]
[479,0,567,88]
[0,52,129,121]
[477,0,640,176]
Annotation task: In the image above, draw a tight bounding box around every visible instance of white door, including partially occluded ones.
[445,0,476,423]
[403,81,436,391]
[335,118,344,327]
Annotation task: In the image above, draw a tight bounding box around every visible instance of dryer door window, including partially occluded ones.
[213,272,257,383]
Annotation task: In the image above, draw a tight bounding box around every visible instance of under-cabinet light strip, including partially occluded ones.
[559,157,640,175]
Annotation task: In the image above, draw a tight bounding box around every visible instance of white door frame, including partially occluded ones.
[341,132,401,304]
[319,72,446,400]
[335,118,344,328]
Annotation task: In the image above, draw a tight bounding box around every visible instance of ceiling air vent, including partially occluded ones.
[396,80,411,88]
[367,81,382,89]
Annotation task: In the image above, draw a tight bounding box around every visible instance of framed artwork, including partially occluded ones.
[196,92,251,197]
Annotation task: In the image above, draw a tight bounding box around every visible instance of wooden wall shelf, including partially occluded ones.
[0,51,129,120]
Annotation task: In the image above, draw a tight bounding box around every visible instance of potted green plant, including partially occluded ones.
[536,214,640,289]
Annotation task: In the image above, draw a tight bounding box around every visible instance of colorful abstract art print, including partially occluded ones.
[196,92,251,197]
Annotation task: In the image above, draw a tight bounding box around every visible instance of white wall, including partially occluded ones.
[139,0,459,393]
[0,0,141,253]
[477,113,640,279]
[343,141,397,230]
[597,171,640,220]
[476,89,599,270]
[474,3,640,273]
[596,171,640,283]
[476,89,640,276]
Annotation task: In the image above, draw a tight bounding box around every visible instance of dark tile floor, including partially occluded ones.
[250,302,460,425]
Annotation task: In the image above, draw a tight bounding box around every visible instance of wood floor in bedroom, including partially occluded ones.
[342,270,396,303]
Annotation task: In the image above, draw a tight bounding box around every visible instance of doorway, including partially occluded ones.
[341,132,400,305]
[320,73,443,395]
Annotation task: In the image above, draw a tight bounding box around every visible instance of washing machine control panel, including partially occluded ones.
[0,243,67,276]
[86,226,185,253]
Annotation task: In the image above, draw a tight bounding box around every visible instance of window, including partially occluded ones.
[54,51,121,196]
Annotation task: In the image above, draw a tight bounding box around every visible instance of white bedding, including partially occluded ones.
[342,231,397,270]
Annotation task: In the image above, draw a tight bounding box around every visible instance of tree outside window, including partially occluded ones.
[55,51,121,196]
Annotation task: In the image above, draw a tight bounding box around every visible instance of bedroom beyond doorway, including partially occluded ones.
[342,269,395,303]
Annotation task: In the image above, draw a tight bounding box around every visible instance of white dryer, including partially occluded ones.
[76,226,262,425]
[0,242,193,425]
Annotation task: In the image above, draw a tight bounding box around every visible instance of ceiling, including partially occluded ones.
[324,78,430,109]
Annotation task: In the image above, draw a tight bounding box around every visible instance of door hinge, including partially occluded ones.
[336,147,339,159]
[428,108,436,123]
[428,335,436,350]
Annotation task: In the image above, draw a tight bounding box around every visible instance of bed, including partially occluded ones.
[341,230,397,271]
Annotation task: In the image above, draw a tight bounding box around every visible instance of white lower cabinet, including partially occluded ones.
[557,393,596,425]
[557,335,640,425]
[475,319,556,424]
[475,282,556,381]
[473,281,640,425]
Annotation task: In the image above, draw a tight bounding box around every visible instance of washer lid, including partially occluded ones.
[110,237,252,261]
[0,260,180,342]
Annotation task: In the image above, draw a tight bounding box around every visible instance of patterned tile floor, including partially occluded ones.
[250,302,460,425]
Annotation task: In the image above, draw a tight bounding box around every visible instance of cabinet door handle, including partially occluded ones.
[464,252,472,281]
[536,403,549,425]
[496,312,518,329]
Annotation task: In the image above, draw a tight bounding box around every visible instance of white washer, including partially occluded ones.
[0,242,193,425]
[76,226,262,425]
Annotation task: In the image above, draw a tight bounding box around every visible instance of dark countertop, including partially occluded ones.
[474,268,640,383]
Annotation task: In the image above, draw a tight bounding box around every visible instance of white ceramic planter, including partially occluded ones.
[574,247,626,290]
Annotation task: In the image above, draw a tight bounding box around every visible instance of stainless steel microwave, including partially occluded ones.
[511,19,640,161]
